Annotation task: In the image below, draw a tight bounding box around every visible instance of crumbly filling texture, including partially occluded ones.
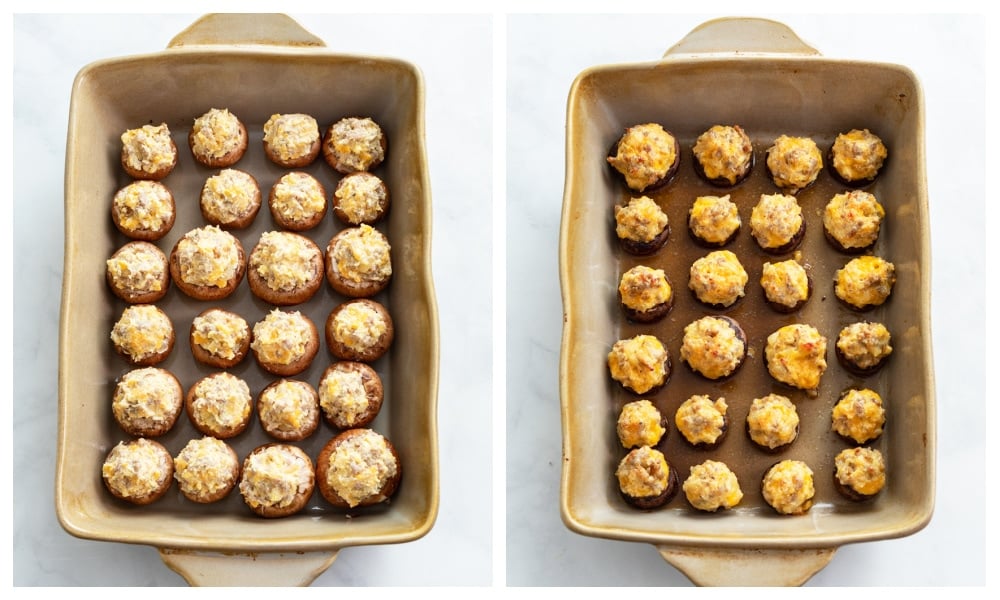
[607,123,677,191]
[824,190,885,249]
[675,395,728,445]
[320,368,370,424]
[765,324,828,391]
[766,135,823,192]
[240,446,313,509]
[688,250,748,307]
[192,310,248,360]
[692,125,752,184]
[762,460,815,515]
[617,399,665,448]
[831,129,887,181]
[191,108,243,159]
[252,309,313,365]
[688,195,740,244]
[263,114,320,162]
[112,367,180,427]
[835,447,886,495]
[835,256,896,308]
[683,460,743,511]
[335,173,387,223]
[750,194,802,249]
[190,374,252,431]
[107,243,166,293]
[616,446,670,499]
[176,226,241,288]
[332,303,388,353]
[251,231,321,292]
[837,321,893,369]
[110,305,172,361]
[325,430,398,507]
[260,381,317,433]
[619,265,672,312]
[329,224,392,284]
[747,394,800,449]
[173,436,237,498]
[608,334,668,394]
[121,123,175,173]
[831,388,885,443]
[327,117,385,172]
[113,181,173,232]
[102,439,171,499]
[680,317,745,379]
[202,169,258,222]
[760,259,809,308]
[272,172,325,222]
[614,196,669,243]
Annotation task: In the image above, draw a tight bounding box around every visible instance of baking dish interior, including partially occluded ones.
[57,47,438,551]
[560,56,934,547]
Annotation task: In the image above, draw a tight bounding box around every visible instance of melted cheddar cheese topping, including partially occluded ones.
[766,135,822,193]
[835,256,896,309]
[113,181,173,232]
[688,195,740,245]
[251,231,321,292]
[834,447,886,496]
[272,172,325,223]
[107,243,166,294]
[616,446,670,499]
[252,309,313,365]
[692,125,753,184]
[747,394,800,449]
[175,226,242,288]
[191,309,248,361]
[674,395,728,446]
[765,324,828,392]
[824,190,885,250]
[608,334,668,394]
[326,117,385,172]
[619,265,672,312]
[191,108,243,159]
[831,129,887,182]
[682,460,743,511]
[837,321,893,370]
[831,388,886,443]
[201,169,258,222]
[189,373,252,432]
[329,224,392,284]
[335,173,387,224]
[110,305,172,361]
[614,196,668,243]
[688,250,748,307]
[112,367,181,429]
[762,460,815,515]
[259,380,318,435]
[121,123,175,174]
[102,439,171,499]
[320,367,370,425]
[750,193,803,249]
[325,430,398,507]
[760,259,810,309]
[680,317,745,380]
[331,302,388,352]
[263,113,320,162]
[173,436,238,499]
[607,123,677,191]
[240,445,313,509]
[616,399,665,449]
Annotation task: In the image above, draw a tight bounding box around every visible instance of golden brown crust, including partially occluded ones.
[315,429,401,509]
[247,232,325,306]
[188,308,251,369]
[257,379,321,442]
[102,439,174,505]
[105,241,171,304]
[268,171,327,232]
[250,310,321,376]
[185,372,253,439]
[188,111,248,168]
[325,299,395,363]
[168,228,246,301]
[239,443,315,518]
[110,181,176,241]
[199,169,262,229]
[318,361,385,429]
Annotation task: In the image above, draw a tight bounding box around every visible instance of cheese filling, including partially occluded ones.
[107,243,166,293]
[331,303,388,352]
[325,430,398,507]
[760,259,810,308]
[335,173,387,223]
[272,172,325,223]
[835,256,896,308]
[751,194,803,249]
[683,460,743,511]
[831,388,886,443]
[619,265,672,312]
[121,123,175,173]
[617,399,665,448]
[113,181,172,231]
[762,460,815,515]
[824,190,885,249]
[102,439,170,498]
[320,368,370,425]
[688,195,740,245]
[112,367,180,427]
[688,250,748,307]
[252,309,313,365]
[176,226,241,288]
[675,395,728,445]
[191,310,248,361]
[259,380,316,433]
[747,394,800,449]
[329,224,392,284]
[607,123,677,191]
[190,373,251,431]
[837,321,893,369]
[201,169,258,222]
[110,305,172,361]
[173,436,237,498]
[831,129,887,181]
[616,446,670,499]
[614,196,668,243]
[835,447,886,496]
[263,113,320,162]
[766,135,822,192]
[692,125,752,184]
[326,117,385,172]
[680,317,745,380]
[191,108,243,159]
[251,231,321,292]
[240,446,313,509]
[765,324,828,391]
[607,334,668,394]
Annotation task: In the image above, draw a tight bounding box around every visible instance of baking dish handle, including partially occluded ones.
[167,13,326,49]
[657,545,836,586]
[663,17,819,59]
[159,548,339,586]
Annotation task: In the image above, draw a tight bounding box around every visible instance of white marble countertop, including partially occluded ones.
[11,10,986,588]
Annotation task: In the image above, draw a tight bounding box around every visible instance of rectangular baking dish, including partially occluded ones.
[56,14,439,586]
[558,17,934,586]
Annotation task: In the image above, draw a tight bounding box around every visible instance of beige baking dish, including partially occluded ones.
[559,18,934,586]
[56,14,439,586]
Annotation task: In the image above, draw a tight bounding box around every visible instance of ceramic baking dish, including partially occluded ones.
[559,18,935,586]
[56,14,439,586]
